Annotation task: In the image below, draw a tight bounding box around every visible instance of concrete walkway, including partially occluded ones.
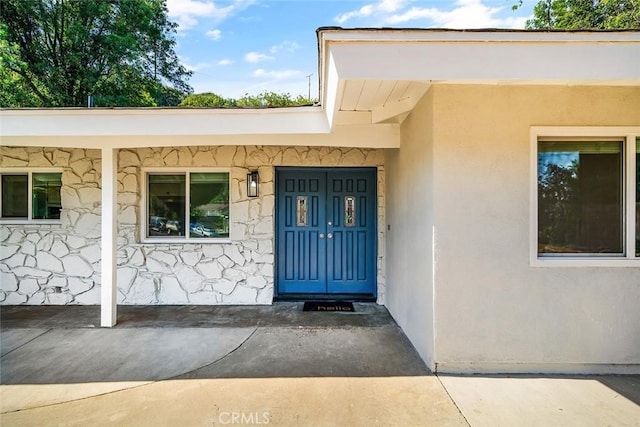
[1,304,639,426]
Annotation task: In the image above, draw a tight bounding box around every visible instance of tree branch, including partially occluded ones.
[6,64,50,104]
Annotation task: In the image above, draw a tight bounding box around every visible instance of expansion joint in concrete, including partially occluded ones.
[435,374,471,427]
[169,327,259,380]
[0,329,53,359]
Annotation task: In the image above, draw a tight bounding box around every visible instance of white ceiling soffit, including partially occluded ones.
[319,29,640,128]
[336,80,431,125]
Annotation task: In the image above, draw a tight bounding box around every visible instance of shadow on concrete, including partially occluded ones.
[592,375,640,406]
[0,304,430,385]
[0,303,396,328]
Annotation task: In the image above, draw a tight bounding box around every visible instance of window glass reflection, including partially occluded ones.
[1,175,28,218]
[538,141,623,255]
[148,174,186,237]
[190,173,229,238]
[32,173,62,219]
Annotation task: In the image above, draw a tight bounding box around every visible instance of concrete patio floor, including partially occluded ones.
[1,304,639,426]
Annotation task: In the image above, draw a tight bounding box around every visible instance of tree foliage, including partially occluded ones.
[236,91,316,108]
[0,0,191,107]
[179,91,317,108]
[521,0,640,29]
[0,24,40,107]
[179,92,235,108]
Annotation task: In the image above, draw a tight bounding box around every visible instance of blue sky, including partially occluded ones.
[166,0,537,99]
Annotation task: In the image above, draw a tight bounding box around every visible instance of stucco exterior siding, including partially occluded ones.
[427,85,640,373]
[1,145,386,306]
[385,88,436,369]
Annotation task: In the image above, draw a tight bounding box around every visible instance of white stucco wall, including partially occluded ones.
[1,145,386,305]
[428,85,640,373]
[384,89,436,369]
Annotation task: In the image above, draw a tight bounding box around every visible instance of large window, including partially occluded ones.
[146,170,229,240]
[532,128,640,265]
[0,171,62,221]
[538,140,623,255]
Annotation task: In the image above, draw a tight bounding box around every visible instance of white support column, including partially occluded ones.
[101,147,118,327]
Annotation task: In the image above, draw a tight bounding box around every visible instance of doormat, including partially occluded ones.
[303,301,354,312]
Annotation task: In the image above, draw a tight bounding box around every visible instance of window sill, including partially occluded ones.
[531,257,640,267]
[141,237,232,245]
[0,219,62,226]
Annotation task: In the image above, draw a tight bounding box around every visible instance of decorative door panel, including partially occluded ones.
[277,171,327,294]
[326,172,376,294]
[276,168,376,296]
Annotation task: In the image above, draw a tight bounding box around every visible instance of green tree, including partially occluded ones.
[179,91,318,108]
[522,0,640,29]
[0,0,192,107]
[236,91,316,107]
[179,92,236,108]
[0,24,41,107]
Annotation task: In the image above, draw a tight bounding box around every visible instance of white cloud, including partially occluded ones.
[206,29,222,40]
[244,52,274,63]
[167,0,255,31]
[252,69,304,80]
[388,0,524,28]
[182,61,214,72]
[335,5,373,24]
[334,0,527,29]
[243,42,299,65]
[185,58,233,70]
[334,0,408,24]
[270,41,301,54]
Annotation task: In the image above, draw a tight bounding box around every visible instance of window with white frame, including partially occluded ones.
[0,171,62,221]
[145,170,229,240]
[532,129,640,263]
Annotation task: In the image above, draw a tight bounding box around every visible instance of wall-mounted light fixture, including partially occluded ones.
[247,170,259,197]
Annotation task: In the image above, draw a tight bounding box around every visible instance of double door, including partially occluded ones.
[276,168,377,296]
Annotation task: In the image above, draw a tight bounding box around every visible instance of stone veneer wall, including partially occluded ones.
[1,147,102,304]
[1,145,386,305]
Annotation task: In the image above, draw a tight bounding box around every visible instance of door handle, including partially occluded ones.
[327,233,333,239]
[320,233,325,239]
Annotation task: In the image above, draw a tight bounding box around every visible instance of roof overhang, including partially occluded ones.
[1,29,638,149]
[0,107,400,149]
[1,107,328,137]
[318,28,640,128]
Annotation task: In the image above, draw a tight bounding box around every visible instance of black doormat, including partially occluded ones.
[303,301,355,312]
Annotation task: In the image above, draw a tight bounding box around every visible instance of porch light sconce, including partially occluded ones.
[247,170,259,198]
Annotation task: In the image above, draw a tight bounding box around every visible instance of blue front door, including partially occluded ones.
[276,168,377,296]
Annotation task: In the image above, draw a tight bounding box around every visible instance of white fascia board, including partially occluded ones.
[323,50,343,129]
[0,106,329,137]
[0,124,400,149]
[319,28,640,43]
[327,42,640,82]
